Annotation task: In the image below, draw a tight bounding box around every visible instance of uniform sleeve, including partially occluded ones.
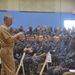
[32,44,38,53]
[44,44,49,53]
[2,28,11,40]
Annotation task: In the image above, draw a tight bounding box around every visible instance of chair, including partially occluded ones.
[39,52,52,75]
[16,52,26,75]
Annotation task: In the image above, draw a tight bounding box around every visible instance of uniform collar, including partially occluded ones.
[2,24,9,30]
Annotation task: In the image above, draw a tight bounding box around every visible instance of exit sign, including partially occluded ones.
[72,10,75,14]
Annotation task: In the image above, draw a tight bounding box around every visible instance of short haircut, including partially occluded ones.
[3,15,12,21]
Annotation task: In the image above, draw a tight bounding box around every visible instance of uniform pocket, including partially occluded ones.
[1,48,9,55]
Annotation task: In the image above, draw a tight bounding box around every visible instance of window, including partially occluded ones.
[64,20,75,30]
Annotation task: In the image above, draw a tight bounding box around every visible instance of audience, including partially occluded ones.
[0,25,75,75]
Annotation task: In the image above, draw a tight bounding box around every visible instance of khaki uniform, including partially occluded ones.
[63,72,75,75]
[0,45,1,55]
[0,24,15,75]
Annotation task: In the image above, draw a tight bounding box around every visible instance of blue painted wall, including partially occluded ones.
[0,11,75,30]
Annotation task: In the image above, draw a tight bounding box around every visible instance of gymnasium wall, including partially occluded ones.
[0,11,75,29]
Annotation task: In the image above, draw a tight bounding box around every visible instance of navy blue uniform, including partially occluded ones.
[23,42,38,75]
[14,41,27,64]
[47,48,75,75]
[32,42,49,75]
